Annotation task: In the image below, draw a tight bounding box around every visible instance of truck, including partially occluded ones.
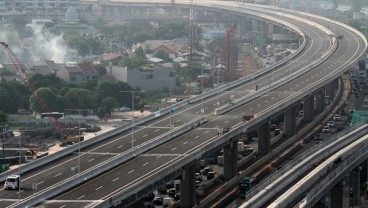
[60,135,84,146]
[243,114,255,121]
[237,177,255,198]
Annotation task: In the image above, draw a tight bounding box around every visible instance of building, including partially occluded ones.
[48,6,96,35]
[111,66,175,91]
[56,62,97,85]
[0,0,80,13]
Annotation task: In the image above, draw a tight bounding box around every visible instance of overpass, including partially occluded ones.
[0,1,366,207]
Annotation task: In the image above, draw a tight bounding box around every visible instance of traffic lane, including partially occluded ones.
[83,126,171,154]
[0,154,114,200]
[0,200,16,207]
[37,201,95,208]
[52,155,179,201]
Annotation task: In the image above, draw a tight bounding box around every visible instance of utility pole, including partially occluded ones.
[225,24,237,83]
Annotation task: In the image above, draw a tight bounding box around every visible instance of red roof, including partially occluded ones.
[65,66,82,74]
[77,63,96,73]
[102,53,122,61]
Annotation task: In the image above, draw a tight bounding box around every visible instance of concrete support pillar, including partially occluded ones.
[303,96,314,123]
[252,19,258,31]
[284,107,297,137]
[342,177,350,208]
[332,78,339,96]
[330,181,343,208]
[224,139,238,181]
[257,122,271,156]
[268,24,274,35]
[315,90,325,113]
[238,18,246,38]
[214,12,221,29]
[351,168,361,207]
[180,165,196,208]
[325,82,333,105]
[261,22,269,39]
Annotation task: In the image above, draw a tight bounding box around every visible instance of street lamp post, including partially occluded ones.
[120,91,138,148]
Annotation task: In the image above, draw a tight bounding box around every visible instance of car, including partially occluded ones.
[174,193,180,201]
[17,109,32,115]
[337,35,344,39]
[299,110,304,117]
[327,121,335,128]
[118,106,131,112]
[153,196,163,205]
[166,181,174,189]
[314,134,322,141]
[322,126,330,133]
[207,171,215,180]
[350,107,356,114]
[274,129,281,136]
[202,167,213,176]
[144,202,155,208]
[168,188,176,197]
[333,114,340,121]
[4,175,20,190]
[270,124,277,131]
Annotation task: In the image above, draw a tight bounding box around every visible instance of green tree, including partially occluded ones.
[135,47,145,58]
[132,32,152,44]
[94,65,108,76]
[96,81,120,104]
[64,88,96,109]
[154,22,187,39]
[100,96,118,115]
[29,73,65,92]
[30,87,63,113]
[154,50,170,61]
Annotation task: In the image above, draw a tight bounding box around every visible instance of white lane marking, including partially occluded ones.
[143,134,148,137]
[224,121,228,124]
[172,147,177,151]
[95,186,103,191]
[77,195,85,200]
[113,177,119,182]
[88,158,95,162]
[249,108,253,110]
[233,116,237,119]
[116,145,123,149]
[205,130,210,133]
[37,181,44,185]
[55,173,62,177]
[271,97,275,99]
[195,136,199,139]
[154,129,160,132]
[157,155,162,159]
[128,169,135,174]
[183,141,188,145]
[16,190,24,194]
[195,111,199,114]
[257,104,261,107]
[264,100,268,103]
[143,162,149,166]
[177,119,181,122]
[60,205,66,208]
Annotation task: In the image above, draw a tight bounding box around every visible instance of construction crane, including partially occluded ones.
[0,41,64,136]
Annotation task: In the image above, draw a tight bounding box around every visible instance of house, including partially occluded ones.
[111,65,175,91]
[0,63,24,82]
[101,52,123,66]
[57,62,98,85]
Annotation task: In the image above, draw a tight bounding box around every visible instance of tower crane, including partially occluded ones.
[0,41,64,136]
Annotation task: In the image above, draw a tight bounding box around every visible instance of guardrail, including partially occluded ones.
[7,116,208,208]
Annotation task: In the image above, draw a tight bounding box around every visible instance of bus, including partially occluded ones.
[40,112,64,119]
[237,177,255,198]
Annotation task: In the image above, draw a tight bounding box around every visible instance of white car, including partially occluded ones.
[333,114,340,121]
[327,121,335,128]
[4,175,20,190]
[322,126,330,133]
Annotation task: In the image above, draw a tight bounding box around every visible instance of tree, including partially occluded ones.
[63,88,96,109]
[154,50,170,61]
[30,87,63,113]
[94,65,108,76]
[135,47,145,58]
[100,96,119,116]
[132,32,152,44]
[96,81,120,104]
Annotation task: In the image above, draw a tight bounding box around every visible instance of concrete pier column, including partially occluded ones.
[180,165,196,208]
[352,167,361,207]
[257,122,271,156]
[303,96,314,123]
[261,22,269,39]
[214,12,220,29]
[268,24,274,35]
[325,82,333,104]
[315,90,325,113]
[252,19,258,31]
[238,18,246,38]
[342,177,350,208]
[224,139,238,181]
[284,107,297,137]
[330,181,343,208]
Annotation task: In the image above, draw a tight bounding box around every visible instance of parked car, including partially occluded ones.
[17,109,32,115]
[314,134,322,141]
[207,171,215,180]
[333,114,340,121]
[168,188,176,197]
[202,167,213,176]
[327,121,335,128]
[322,126,330,133]
[153,196,163,205]
[174,193,180,201]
